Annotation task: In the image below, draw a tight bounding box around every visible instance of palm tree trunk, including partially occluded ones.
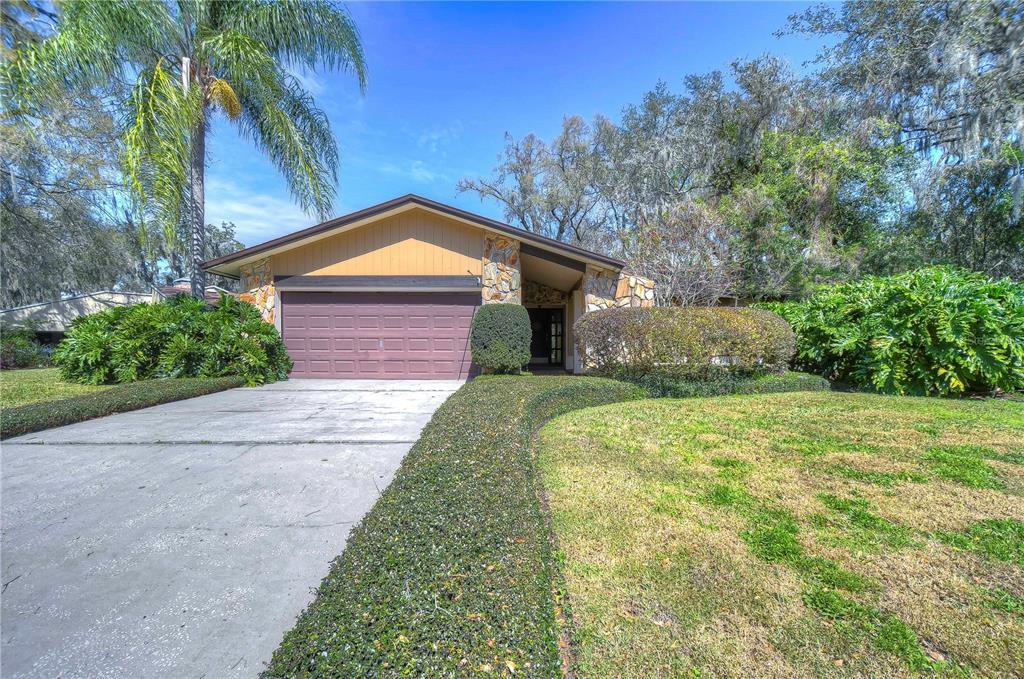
[189,111,206,299]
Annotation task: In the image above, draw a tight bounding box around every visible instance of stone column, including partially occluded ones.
[238,256,276,324]
[482,234,521,304]
[583,267,655,311]
[583,267,618,311]
[614,273,656,307]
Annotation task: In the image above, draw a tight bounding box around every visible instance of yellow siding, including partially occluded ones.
[272,208,484,276]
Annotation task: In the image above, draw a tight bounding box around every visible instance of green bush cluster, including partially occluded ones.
[1,376,243,439]
[632,370,830,398]
[758,267,1024,396]
[470,303,531,373]
[263,376,644,678]
[1,322,47,369]
[53,294,291,386]
[574,306,795,379]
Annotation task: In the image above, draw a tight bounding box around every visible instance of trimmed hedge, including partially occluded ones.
[263,376,644,678]
[575,306,795,379]
[54,294,291,386]
[630,370,830,398]
[470,304,532,373]
[1,376,244,439]
[758,267,1024,396]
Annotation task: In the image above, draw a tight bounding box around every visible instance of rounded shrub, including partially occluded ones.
[470,303,531,374]
[757,266,1024,396]
[574,306,795,379]
[1,322,46,369]
[53,294,292,386]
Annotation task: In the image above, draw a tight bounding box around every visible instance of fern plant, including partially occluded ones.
[759,267,1024,396]
[54,295,292,386]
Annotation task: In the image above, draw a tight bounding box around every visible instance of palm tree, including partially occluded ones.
[2,0,366,298]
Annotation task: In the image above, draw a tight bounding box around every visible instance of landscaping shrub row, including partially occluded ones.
[630,370,830,398]
[0,376,244,439]
[263,375,644,678]
[758,266,1024,396]
[575,306,795,379]
[54,294,291,386]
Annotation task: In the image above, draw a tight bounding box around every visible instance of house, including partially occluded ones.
[0,282,237,345]
[0,291,152,345]
[203,194,654,379]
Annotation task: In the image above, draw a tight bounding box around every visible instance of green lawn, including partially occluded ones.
[0,368,110,408]
[539,391,1024,678]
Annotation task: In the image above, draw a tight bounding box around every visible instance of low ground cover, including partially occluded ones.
[1,375,244,438]
[539,391,1024,678]
[263,375,643,678]
[1,367,109,408]
[631,369,829,398]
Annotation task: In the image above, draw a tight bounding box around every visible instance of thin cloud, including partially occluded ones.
[205,177,314,246]
[416,120,464,155]
[376,160,450,184]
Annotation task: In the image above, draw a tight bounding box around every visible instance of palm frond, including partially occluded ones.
[218,0,366,91]
[1,0,175,113]
[236,72,338,218]
[122,60,202,247]
[195,27,278,95]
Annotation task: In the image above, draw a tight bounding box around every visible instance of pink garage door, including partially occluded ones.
[281,291,478,378]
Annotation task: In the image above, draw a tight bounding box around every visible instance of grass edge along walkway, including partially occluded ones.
[262,375,644,678]
[1,376,245,439]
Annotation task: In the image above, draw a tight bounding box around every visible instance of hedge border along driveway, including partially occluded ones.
[0,376,245,439]
[263,375,644,678]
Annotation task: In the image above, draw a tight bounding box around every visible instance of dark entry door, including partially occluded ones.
[527,307,564,366]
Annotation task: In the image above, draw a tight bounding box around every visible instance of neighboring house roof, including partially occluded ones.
[0,291,151,332]
[152,279,234,304]
[202,193,626,278]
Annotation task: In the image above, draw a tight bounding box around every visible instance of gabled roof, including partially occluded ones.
[202,193,625,278]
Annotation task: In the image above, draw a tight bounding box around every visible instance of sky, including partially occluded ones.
[204,1,825,247]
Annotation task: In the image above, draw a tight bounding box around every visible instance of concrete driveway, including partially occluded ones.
[1,379,462,678]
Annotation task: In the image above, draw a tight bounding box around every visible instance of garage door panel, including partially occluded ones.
[307,360,331,374]
[407,338,430,352]
[282,291,478,379]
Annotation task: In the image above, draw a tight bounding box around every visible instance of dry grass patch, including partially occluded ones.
[539,391,1024,678]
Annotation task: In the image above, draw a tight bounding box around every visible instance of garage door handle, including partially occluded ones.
[379,338,383,350]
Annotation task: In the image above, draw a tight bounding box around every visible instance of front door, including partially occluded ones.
[527,307,564,366]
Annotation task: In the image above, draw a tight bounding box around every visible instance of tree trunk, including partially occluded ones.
[189,110,206,299]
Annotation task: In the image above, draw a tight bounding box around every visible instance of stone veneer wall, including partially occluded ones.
[482,234,521,304]
[583,267,655,311]
[238,256,276,324]
[522,279,569,305]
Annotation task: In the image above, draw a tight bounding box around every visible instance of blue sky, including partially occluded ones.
[205,1,824,246]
